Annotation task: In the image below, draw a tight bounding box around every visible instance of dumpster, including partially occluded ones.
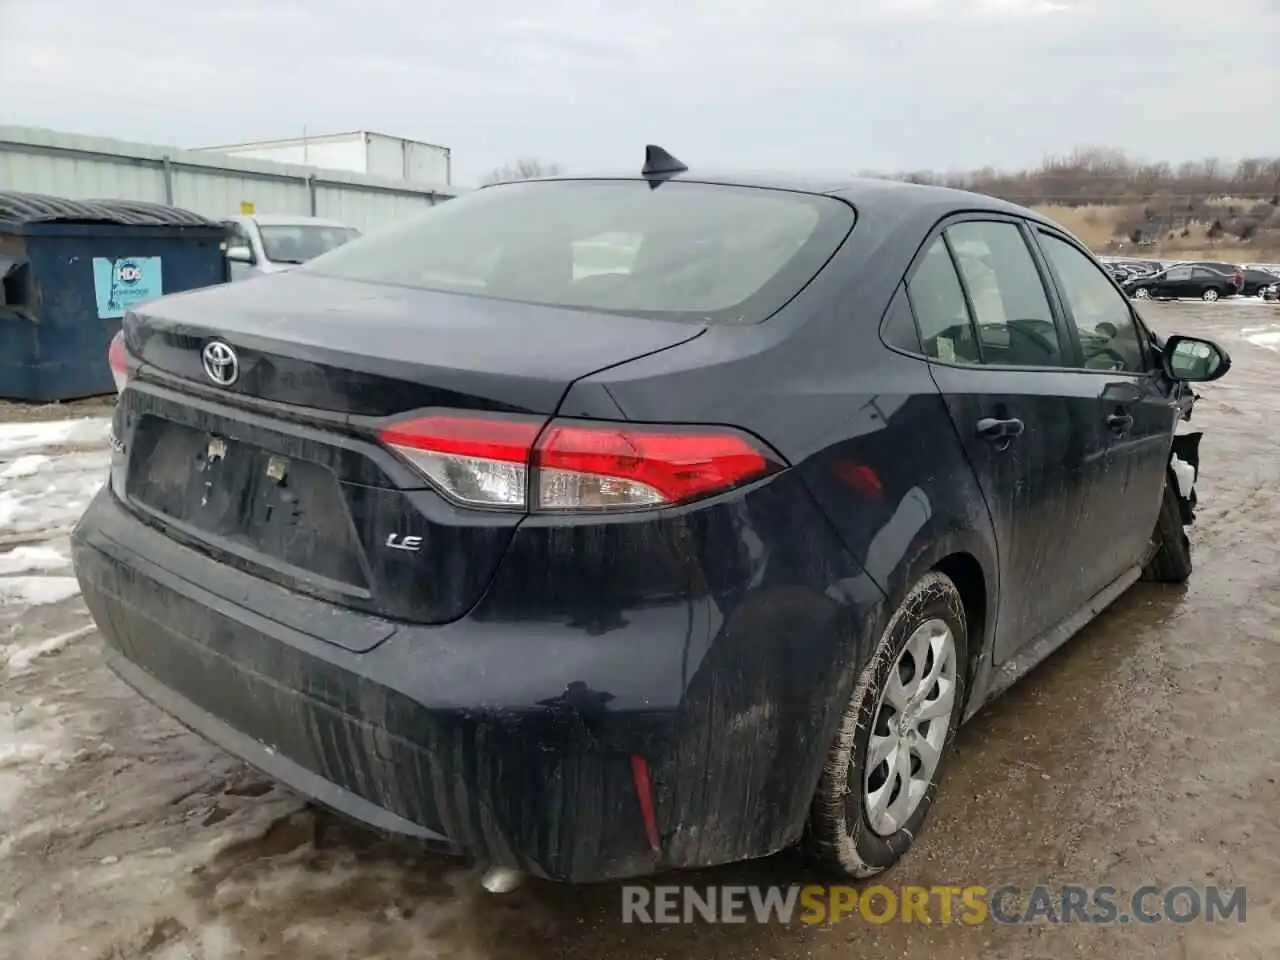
[0,191,228,401]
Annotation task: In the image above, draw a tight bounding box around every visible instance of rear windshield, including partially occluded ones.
[301,179,855,324]
[259,224,360,263]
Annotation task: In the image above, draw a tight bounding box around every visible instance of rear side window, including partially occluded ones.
[303,180,855,325]
[945,221,1063,368]
[881,284,922,353]
[905,237,980,364]
[1038,233,1146,373]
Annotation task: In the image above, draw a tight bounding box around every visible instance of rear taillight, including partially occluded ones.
[107,329,135,394]
[379,413,783,513]
[380,415,540,510]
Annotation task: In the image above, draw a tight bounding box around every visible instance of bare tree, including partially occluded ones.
[480,158,565,186]
[888,149,1280,207]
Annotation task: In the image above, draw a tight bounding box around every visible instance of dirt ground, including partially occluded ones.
[1,301,1278,960]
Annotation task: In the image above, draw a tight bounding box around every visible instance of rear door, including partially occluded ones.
[1032,229,1177,584]
[1192,266,1227,296]
[1158,264,1195,298]
[907,217,1106,664]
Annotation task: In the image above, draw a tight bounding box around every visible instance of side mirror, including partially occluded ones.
[225,244,254,264]
[1162,334,1231,383]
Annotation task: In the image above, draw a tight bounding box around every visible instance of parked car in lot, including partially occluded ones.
[1103,262,1136,283]
[1174,260,1245,293]
[1101,257,1163,275]
[1263,281,1280,302]
[1100,258,1165,285]
[79,150,1231,888]
[222,214,360,280]
[1123,263,1240,301]
[1240,266,1280,297]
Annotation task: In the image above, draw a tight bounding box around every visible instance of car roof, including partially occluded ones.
[501,170,1057,234]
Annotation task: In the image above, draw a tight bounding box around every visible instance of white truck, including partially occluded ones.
[222,214,360,280]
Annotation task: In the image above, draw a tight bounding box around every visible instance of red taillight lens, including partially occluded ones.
[107,329,134,394]
[380,414,541,510]
[378,413,782,513]
[533,422,775,510]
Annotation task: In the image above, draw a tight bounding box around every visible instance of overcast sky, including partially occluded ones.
[1,0,1277,187]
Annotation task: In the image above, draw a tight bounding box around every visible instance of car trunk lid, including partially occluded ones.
[127,272,703,416]
[115,272,704,627]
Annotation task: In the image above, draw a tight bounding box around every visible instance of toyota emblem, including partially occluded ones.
[202,340,239,386]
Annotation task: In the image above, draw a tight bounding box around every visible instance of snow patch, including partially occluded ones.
[0,545,68,576]
[0,430,96,609]
[0,698,69,820]
[1241,324,1280,353]
[6,624,96,673]
[0,450,108,541]
[0,576,82,608]
[0,418,111,457]
[0,455,51,480]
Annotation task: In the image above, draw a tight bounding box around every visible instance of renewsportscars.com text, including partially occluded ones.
[620,884,1247,925]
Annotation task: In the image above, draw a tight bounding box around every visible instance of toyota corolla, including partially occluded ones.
[73,147,1230,887]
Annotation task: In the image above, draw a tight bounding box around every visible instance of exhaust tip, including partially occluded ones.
[480,867,526,894]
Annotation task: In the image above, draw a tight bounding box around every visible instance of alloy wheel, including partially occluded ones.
[862,618,958,836]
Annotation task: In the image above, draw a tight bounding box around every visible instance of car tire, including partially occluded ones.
[807,571,968,878]
[1202,288,1220,302]
[1133,288,1152,300]
[1141,473,1192,584]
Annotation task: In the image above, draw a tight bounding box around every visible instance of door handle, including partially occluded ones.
[976,417,1025,442]
[1106,412,1134,435]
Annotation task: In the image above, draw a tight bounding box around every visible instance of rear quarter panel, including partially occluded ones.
[576,202,999,671]
[566,218,999,854]
[478,469,886,868]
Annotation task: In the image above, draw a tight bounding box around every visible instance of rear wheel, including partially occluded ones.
[807,572,968,878]
[1202,288,1220,302]
[1134,287,1152,300]
[1142,474,1192,583]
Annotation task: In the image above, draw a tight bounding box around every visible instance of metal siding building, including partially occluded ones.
[0,126,460,233]
[195,131,453,185]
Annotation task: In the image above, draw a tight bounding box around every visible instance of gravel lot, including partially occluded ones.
[1,301,1278,960]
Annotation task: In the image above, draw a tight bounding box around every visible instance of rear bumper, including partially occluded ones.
[101,645,453,845]
[73,485,883,882]
[72,488,671,882]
